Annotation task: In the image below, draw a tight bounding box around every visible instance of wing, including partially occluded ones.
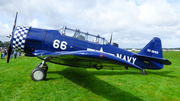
[32,50,143,70]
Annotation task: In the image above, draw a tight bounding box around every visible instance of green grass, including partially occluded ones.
[0,51,180,101]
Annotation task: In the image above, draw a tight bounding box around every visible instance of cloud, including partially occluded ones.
[27,19,39,27]
[0,22,11,42]
[138,0,178,26]
[0,0,180,48]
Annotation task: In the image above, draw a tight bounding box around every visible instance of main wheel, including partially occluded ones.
[93,64,103,70]
[31,68,46,81]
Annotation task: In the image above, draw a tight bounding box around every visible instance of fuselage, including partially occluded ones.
[11,26,150,69]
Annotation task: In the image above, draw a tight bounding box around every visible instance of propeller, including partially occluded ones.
[7,10,18,63]
[110,33,113,44]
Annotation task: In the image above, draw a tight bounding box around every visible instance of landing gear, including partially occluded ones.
[31,61,48,81]
[31,68,46,81]
[141,70,147,75]
[125,66,128,70]
[36,62,48,72]
[93,64,103,70]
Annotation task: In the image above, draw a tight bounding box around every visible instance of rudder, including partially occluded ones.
[138,37,163,58]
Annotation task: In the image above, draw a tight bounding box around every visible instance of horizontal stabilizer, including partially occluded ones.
[135,54,171,65]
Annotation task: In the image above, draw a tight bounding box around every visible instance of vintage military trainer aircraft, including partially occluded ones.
[7,11,171,81]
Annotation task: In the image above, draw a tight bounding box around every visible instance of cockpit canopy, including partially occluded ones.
[59,27,109,45]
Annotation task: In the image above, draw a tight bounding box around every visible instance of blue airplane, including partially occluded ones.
[7,11,171,81]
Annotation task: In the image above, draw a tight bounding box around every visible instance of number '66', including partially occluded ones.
[53,39,67,50]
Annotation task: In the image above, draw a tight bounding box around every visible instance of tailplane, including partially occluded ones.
[136,37,171,69]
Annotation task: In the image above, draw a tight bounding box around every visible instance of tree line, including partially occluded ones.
[0,40,10,48]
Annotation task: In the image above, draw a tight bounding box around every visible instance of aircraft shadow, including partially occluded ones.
[86,70,176,78]
[48,68,144,101]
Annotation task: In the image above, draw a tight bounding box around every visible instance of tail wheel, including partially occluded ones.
[141,70,147,75]
[31,68,46,81]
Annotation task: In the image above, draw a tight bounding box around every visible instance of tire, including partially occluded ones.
[141,70,147,75]
[31,68,46,81]
[93,64,103,70]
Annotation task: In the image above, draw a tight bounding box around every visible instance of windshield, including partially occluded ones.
[59,27,109,45]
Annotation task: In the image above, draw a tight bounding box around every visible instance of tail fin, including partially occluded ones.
[137,37,171,69]
[139,37,163,58]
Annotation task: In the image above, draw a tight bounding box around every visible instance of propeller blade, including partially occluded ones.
[7,10,18,63]
[110,33,113,44]
[7,45,12,63]
[12,10,18,32]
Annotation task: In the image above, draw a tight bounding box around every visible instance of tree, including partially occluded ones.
[0,40,4,47]
[3,41,10,48]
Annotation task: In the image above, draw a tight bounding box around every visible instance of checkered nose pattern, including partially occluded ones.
[12,26,30,52]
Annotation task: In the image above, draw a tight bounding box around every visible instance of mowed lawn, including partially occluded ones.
[0,51,180,101]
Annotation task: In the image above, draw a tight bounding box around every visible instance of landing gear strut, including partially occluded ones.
[36,61,48,72]
[141,70,147,75]
[31,61,48,81]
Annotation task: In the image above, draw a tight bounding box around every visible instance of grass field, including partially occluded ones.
[0,51,180,101]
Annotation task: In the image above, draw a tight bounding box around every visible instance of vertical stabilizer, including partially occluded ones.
[138,37,163,58]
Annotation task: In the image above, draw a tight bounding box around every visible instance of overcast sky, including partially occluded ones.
[0,0,180,48]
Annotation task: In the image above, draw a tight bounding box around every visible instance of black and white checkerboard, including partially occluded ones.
[12,26,30,52]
